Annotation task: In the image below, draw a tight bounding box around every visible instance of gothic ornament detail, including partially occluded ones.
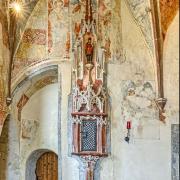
[71,0,109,179]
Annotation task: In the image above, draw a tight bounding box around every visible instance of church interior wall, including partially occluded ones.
[98,1,174,180]
[0,0,179,180]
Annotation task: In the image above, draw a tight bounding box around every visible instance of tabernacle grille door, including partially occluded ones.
[81,120,97,151]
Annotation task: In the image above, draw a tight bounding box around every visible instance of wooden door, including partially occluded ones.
[36,152,58,180]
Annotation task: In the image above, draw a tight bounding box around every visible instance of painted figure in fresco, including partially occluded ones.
[85,38,94,64]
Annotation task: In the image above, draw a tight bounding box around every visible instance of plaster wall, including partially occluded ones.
[6,115,20,180]
[164,11,179,124]
[98,1,176,180]
[19,83,59,180]
[164,12,179,180]
[0,111,20,180]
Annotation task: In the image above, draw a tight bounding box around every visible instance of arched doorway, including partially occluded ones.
[35,152,58,180]
[26,150,58,180]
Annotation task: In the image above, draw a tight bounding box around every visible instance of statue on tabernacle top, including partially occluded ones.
[85,37,94,64]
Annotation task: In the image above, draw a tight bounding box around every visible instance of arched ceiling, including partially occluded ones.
[13,66,58,121]
[0,0,40,134]
[11,0,40,57]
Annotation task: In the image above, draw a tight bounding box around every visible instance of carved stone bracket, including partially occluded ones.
[80,155,100,180]
[155,97,167,123]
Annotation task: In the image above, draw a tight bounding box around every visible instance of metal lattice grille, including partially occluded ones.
[81,120,97,151]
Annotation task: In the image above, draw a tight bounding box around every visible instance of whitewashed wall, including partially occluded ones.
[164,12,179,180]
[99,2,178,180]
[164,11,179,124]
[20,83,59,180]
